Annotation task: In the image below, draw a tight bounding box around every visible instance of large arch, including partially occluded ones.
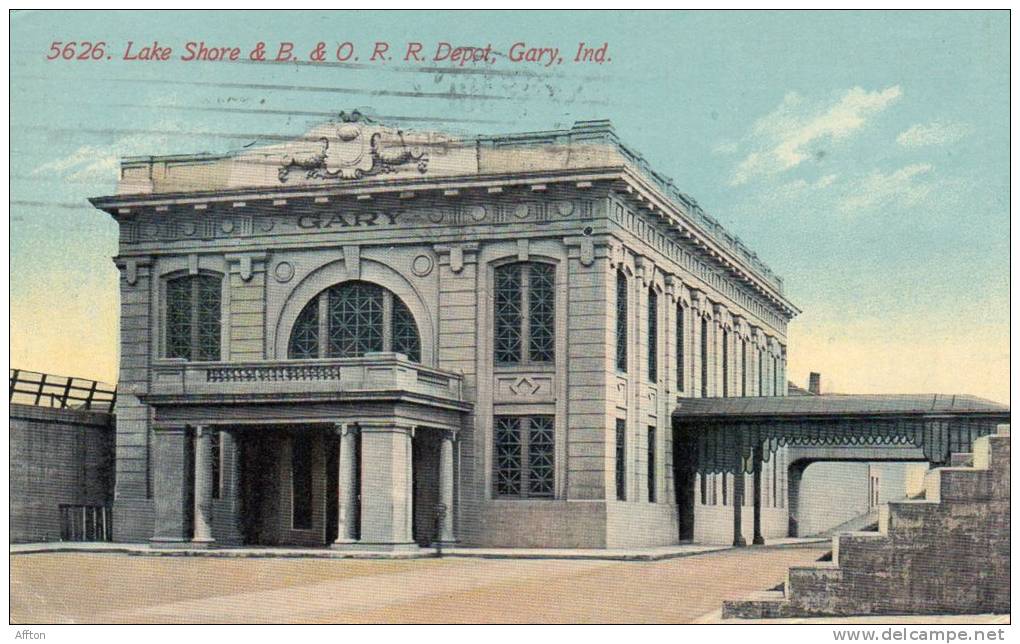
[273,258,436,366]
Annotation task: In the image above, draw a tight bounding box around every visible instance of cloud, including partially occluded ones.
[836,163,934,214]
[729,86,903,185]
[896,121,972,147]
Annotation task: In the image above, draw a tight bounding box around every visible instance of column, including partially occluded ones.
[150,426,189,546]
[354,422,417,550]
[732,464,746,546]
[333,423,359,546]
[436,431,457,545]
[752,441,765,545]
[192,425,214,546]
[220,429,244,545]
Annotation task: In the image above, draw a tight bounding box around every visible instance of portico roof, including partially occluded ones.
[674,394,1009,473]
[674,393,1009,420]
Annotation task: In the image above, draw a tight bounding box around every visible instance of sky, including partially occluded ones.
[9,10,1010,402]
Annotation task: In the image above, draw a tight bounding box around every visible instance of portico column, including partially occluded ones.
[752,441,765,545]
[436,430,457,545]
[351,422,417,550]
[192,425,214,546]
[732,465,747,547]
[333,423,359,545]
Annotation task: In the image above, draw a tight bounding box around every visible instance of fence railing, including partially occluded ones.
[9,369,117,412]
[59,504,112,542]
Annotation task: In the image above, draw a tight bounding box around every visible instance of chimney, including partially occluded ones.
[808,372,821,395]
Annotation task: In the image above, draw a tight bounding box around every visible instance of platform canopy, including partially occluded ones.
[673,394,1009,473]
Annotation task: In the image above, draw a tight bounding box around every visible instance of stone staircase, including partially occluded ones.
[723,425,1010,618]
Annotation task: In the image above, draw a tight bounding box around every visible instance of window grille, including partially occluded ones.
[494,262,555,365]
[616,271,628,372]
[722,330,729,397]
[166,274,221,361]
[676,305,684,391]
[647,425,656,503]
[615,418,626,501]
[647,289,658,382]
[493,415,555,499]
[288,281,420,362]
[700,317,709,397]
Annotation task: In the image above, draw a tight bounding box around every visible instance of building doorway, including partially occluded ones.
[411,429,443,546]
[672,423,697,542]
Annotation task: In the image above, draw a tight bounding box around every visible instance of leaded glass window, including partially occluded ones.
[287,281,421,362]
[741,339,748,397]
[676,304,684,391]
[493,415,555,499]
[493,262,555,365]
[289,297,319,359]
[616,270,627,372]
[700,317,709,398]
[722,329,729,397]
[647,288,658,382]
[647,425,657,503]
[615,418,626,501]
[165,274,221,361]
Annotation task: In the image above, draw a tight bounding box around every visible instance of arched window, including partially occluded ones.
[165,274,221,361]
[288,281,421,362]
[494,262,555,365]
[615,270,628,372]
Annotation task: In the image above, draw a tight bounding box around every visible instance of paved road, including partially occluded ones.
[11,544,829,623]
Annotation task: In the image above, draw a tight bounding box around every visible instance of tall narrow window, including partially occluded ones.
[741,339,748,397]
[494,262,556,365]
[647,426,657,503]
[722,471,728,506]
[166,274,221,361]
[288,281,421,362]
[493,415,555,499]
[722,330,729,397]
[210,430,221,500]
[700,317,709,397]
[647,289,658,382]
[676,304,685,391]
[773,356,779,396]
[615,418,626,501]
[758,348,764,396]
[772,457,778,508]
[700,472,707,505]
[291,434,313,530]
[616,270,628,372]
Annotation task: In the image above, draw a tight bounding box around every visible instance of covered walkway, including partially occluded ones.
[673,393,1009,546]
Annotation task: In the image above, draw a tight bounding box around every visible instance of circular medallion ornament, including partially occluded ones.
[514,203,530,219]
[556,201,575,217]
[427,209,445,224]
[220,220,235,234]
[182,222,197,236]
[274,261,295,283]
[411,254,434,277]
[258,218,274,232]
[468,205,487,222]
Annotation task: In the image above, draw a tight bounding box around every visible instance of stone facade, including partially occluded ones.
[90,115,797,549]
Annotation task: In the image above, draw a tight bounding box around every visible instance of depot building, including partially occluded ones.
[89,113,801,550]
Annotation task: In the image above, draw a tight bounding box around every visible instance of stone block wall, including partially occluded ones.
[10,404,114,542]
[724,425,1011,618]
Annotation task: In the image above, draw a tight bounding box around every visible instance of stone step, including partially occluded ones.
[832,532,890,569]
[879,498,938,535]
[950,452,973,467]
[721,591,792,620]
[973,434,1010,479]
[924,466,991,503]
[786,562,842,598]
